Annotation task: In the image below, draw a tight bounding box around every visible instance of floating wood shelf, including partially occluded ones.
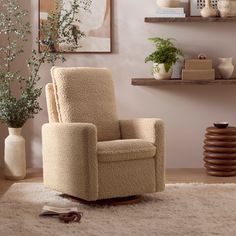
[132,78,236,86]
[145,17,236,23]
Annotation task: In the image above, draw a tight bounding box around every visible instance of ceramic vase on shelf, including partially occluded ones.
[201,0,217,17]
[153,63,173,80]
[4,128,26,180]
[218,58,234,79]
[156,0,180,8]
[218,0,236,18]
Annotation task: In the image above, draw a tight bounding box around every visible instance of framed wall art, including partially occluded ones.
[39,0,112,53]
[189,0,218,16]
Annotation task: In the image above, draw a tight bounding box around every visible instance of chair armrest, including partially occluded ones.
[120,118,164,145]
[42,123,98,201]
[120,118,165,191]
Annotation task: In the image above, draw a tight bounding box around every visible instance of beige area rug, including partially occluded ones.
[0,183,236,236]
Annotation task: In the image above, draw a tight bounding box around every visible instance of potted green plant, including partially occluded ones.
[145,37,183,80]
[0,0,91,180]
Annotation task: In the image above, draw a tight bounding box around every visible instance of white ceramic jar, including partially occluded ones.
[218,58,234,79]
[153,63,173,80]
[218,0,236,17]
[201,0,217,17]
[156,0,180,8]
[4,128,26,180]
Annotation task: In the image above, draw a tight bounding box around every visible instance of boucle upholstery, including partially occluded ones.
[98,159,156,199]
[42,67,165,201]
[98,139,156,162]
[42,123,98,201]
[45,83,59,123]
[51,67,120,141]
[120,119,165,191]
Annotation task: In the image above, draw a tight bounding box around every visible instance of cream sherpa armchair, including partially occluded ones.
[42,67,165,201]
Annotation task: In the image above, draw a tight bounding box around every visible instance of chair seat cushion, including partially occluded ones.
[98,139,156,163]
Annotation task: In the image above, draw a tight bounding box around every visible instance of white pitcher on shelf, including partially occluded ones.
[218,57,234,79]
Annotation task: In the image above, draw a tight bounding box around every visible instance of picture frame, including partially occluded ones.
[189,0,218,16]
[39,0,112,53]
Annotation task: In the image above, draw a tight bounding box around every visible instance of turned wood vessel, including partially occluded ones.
[203,127,236,177]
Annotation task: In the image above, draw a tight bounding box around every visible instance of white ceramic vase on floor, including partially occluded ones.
[4,128,26,180]
[218,58,234,79]
[153,63,173,80]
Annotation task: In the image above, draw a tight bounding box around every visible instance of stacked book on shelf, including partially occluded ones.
[156,7,185,18]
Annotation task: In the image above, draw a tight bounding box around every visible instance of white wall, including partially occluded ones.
[1,0,236,168]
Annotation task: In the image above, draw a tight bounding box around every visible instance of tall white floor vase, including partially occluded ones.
[4,128,26,180]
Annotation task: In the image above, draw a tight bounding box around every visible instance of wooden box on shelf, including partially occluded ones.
[182,69,215,81]
[185,59,212,70]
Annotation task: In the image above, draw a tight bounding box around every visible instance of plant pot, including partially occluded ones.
[218,58,234,79]
[156,0,180,8]
[218,0,236,17]
[153,63,173,80]
[4,128,26,180]
[201,0,217,17]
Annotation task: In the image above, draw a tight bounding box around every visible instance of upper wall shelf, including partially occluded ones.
[132,78,236,86]
[145,17,236,23]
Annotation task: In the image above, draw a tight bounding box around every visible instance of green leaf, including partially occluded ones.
[0,0,92,127]
[145,37,183,67]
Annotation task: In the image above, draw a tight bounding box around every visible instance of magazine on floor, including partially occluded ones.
[39,205,79,216]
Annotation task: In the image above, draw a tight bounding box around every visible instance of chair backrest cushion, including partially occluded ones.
[51,67,120,141]
[45,83,59,123]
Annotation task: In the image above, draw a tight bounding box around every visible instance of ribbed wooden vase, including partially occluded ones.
[203,127,236,177]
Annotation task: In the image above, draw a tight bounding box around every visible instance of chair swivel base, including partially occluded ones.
[60,194,144,206]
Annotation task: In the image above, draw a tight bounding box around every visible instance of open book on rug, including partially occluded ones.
[40,206,79,216]
[40,205,82,223]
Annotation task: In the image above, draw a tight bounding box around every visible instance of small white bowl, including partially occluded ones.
[156,0,180,8]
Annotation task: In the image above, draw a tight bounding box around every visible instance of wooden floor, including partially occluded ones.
[166,168,236,184]
[1,168,236,196]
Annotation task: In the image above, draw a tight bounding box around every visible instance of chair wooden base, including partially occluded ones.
[60,194,144,206]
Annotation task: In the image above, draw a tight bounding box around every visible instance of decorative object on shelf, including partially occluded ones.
[185,59,212,69]
[156,0,180,8]
[200,0,217,17]
[198,53,207,60]
[156,7,185,18]
[218,0,236,17]
[218,58,234,79]
[182,69,215,80]
[182,57,215,81]
[214,122,229,129]
[0,0,82,180]
[145,37,183,80]
[39,0,112,53]
[190,0,218,16]
[152,63,173,80]
[203,126,236,177]
[4,128,26,180]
